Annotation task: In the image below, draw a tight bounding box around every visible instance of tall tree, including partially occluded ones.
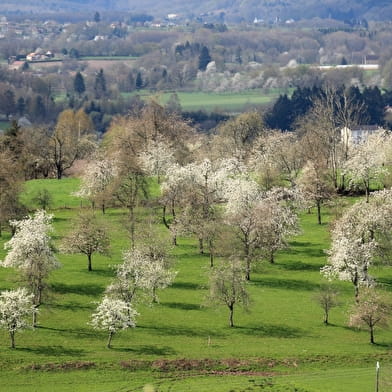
[198,46,212,71]
[207,258,249,327]
[94,69,107,99]
[73,72,86,98]
[349,288,390,344]
[91,296,137,348]
[1,211,60,326]
[0,288,35,349]
[61,211,110,271]
[51,109,96,179]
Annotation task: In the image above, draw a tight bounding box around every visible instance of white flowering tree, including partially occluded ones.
[76,157,117,214]
[223,177,264,280]
[0,288,35,348]
[343,131,390,202]
[1,211,60,326]
[61,211,110,272]
[183,158,244,253]
[139,138,175,183]
[250,132,304,189]
[256,195,300,263]
[322,191,392,298]
[91,296,138,348]
[108,242,176,304]
[297,161,335,225]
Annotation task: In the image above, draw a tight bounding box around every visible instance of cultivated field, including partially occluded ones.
[0,179,391,391]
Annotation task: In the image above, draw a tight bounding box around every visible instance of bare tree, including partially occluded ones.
[349,288,390,344]
[314,285,340,325]
[207,258,250,327]
[61,211,110,271]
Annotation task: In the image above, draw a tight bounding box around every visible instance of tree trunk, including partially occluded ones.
[152,287,158,303]
[245,257,251,281]
[10,331,15,349]
[32,308,38,328]
[209,239,214,267]
[370,325,375,344]
[228,304,234,327]
[129,207,135,249]
[107,331,114,348]
[162,206,170,229]
[199,238,204,254]
[88,253,92,271]
[102,203,105,215]
[324,310,329,325]
[269,251,275,264]
[317,200,322,225]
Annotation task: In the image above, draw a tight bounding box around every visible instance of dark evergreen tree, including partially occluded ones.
[74,72,86,97]
[21,61,29,71]
[135,72,143,90]
[0,90,16,118]
[94,69,107,99]
[265,94,292,130]
[94,11,101,23]
[32,95,46,121]
[16,97,25,116]
[363,86,384,125]
[69,48,80,59]
[198,46,212,71]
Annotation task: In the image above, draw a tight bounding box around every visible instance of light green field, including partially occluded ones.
[127,90,283,112]
[0,120,9,131]
[0,178,391,391]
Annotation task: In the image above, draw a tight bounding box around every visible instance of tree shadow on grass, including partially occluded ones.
[138,324,224,338]
[252,277,319,291]
[113,345,177,355]
[375,277,392,291]
[51,282,105,296]
[38,325,97,339]
[85,268,114,278]
[278,260,323,272]
[49,302,95,311]
[18,345,85,357]
[283,247,326,258]
[162,302,202,311]
[171,281,201,290]
[235,323,309,339]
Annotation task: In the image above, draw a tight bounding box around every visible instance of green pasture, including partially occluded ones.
[0,120,9,131]
[0,178,391,391]
[126,90,283,112]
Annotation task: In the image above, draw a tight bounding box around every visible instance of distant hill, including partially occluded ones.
[1,0,392,22]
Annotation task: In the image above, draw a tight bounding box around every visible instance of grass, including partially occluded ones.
[0,120,9,131]
[124,90,285,112]
[0,179,391,391]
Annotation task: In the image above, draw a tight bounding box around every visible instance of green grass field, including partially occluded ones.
[0,120,9,131]
[125,90,284,112]
[0,178,391,391]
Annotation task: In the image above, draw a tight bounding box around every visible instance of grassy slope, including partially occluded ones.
[0,179,391,391]
[124,90,284,112]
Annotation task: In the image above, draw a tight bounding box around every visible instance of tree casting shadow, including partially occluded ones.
[18,345,85,357]
[235,323,309,338]
[51,282,104,296]
[252,277,319,291]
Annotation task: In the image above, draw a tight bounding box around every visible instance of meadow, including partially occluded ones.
[124,90,285,112]
[0,178,391,391]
